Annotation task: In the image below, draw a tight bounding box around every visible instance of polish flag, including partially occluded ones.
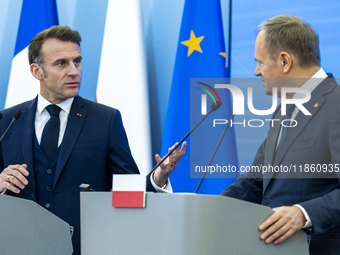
[112,174,146,208]
[96,0,152,176]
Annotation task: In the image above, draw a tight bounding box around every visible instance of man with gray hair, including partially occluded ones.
[222,15,340,254]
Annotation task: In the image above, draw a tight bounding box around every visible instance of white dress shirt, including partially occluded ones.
[35,94,73,146]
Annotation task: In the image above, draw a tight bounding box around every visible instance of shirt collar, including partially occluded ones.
[292,67,327,99]
[37,94,74,115]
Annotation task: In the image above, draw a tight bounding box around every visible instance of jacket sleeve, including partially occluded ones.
[299,105,340,235]
[220,139,265,204]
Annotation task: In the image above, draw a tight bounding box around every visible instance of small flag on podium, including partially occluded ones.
[112,175,146,208]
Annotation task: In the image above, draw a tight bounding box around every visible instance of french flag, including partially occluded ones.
[6,0,58,109]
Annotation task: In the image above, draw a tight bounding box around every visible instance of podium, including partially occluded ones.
[81,192,308,254]
[0,195,73,255]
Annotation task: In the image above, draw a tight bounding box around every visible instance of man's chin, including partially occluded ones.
[70,92,79,98]
[65,89,80,100]
[264,88,272,95]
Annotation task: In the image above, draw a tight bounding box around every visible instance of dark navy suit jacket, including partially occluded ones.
[0,95,151,255]
[221,75,340,254]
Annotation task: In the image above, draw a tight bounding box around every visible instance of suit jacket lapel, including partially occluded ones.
[263,108,281,189]
[263,94,323,191]
[53,96,87,188]
[263,75,335,192]
[273,93,324,166]
[274,76,335,167]
[21,97,38,193]
[265,111,282,166]
[263,75,337,191]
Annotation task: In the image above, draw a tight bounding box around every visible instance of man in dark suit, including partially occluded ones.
[221,15,340,254]
[0,26,185,255]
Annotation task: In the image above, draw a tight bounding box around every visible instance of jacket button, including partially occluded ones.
[47,169,52,174]
[46,186,51,192]
[31,193,35,199]
[262,199,268,205]
[46,203,51,208]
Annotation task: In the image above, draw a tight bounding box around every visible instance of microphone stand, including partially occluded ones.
[195,114,235,193]
[0,111,22,143]
[151,102,221,172]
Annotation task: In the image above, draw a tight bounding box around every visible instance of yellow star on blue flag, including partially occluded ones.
[181,30,204,57]
[219,52,228,68]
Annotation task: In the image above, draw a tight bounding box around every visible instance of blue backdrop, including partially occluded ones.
[0,0,339,190]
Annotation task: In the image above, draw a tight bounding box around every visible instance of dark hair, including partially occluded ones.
[258,15,320,67]
[28,25,82,68]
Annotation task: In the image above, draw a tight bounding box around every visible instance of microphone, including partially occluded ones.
[195,114,235,193]
[0,111,22,143]
[151,101,221,172]
[79,183,95,192]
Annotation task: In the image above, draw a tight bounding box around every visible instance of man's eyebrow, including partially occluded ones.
[52,55,82,64]
[52,58,67,64]
[75,55,83,61]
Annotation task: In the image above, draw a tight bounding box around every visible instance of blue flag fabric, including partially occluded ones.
[14,0,59,56]
[161,0,238,194]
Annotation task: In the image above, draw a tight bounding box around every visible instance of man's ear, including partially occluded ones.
[30,63,44,80]
[279,51,292,73]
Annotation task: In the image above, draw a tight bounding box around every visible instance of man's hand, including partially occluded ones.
[259,206,306,244]
[153,142,186,187]
[0,164,29,193]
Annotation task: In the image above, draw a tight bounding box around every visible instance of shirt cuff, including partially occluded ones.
[1,189,7,194]
[150,172,173,193]
[293,204,312,229]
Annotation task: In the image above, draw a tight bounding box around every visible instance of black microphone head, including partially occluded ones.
[14,111,22,120]
[210,101,221,111]
[0,112,2,120]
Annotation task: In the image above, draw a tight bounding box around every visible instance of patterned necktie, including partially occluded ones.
[40,105,61,160]
[276,104,295,151]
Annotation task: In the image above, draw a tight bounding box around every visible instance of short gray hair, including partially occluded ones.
[258,15,320,67]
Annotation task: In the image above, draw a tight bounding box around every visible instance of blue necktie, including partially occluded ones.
[40,105,60,160]
[276,104,295,150]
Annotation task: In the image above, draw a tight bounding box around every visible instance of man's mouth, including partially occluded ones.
[65,82,79,87]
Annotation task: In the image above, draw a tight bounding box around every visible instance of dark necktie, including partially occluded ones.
[40,105,61,160]
[276,104,295,151]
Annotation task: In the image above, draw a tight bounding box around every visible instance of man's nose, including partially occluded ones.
[68,62,79,76]
[254,63,261,76]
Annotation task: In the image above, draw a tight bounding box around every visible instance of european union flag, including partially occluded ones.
[161,0,238,194]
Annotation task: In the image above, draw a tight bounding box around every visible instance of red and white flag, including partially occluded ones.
[112,174,146,208]
[96,0,152,176]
